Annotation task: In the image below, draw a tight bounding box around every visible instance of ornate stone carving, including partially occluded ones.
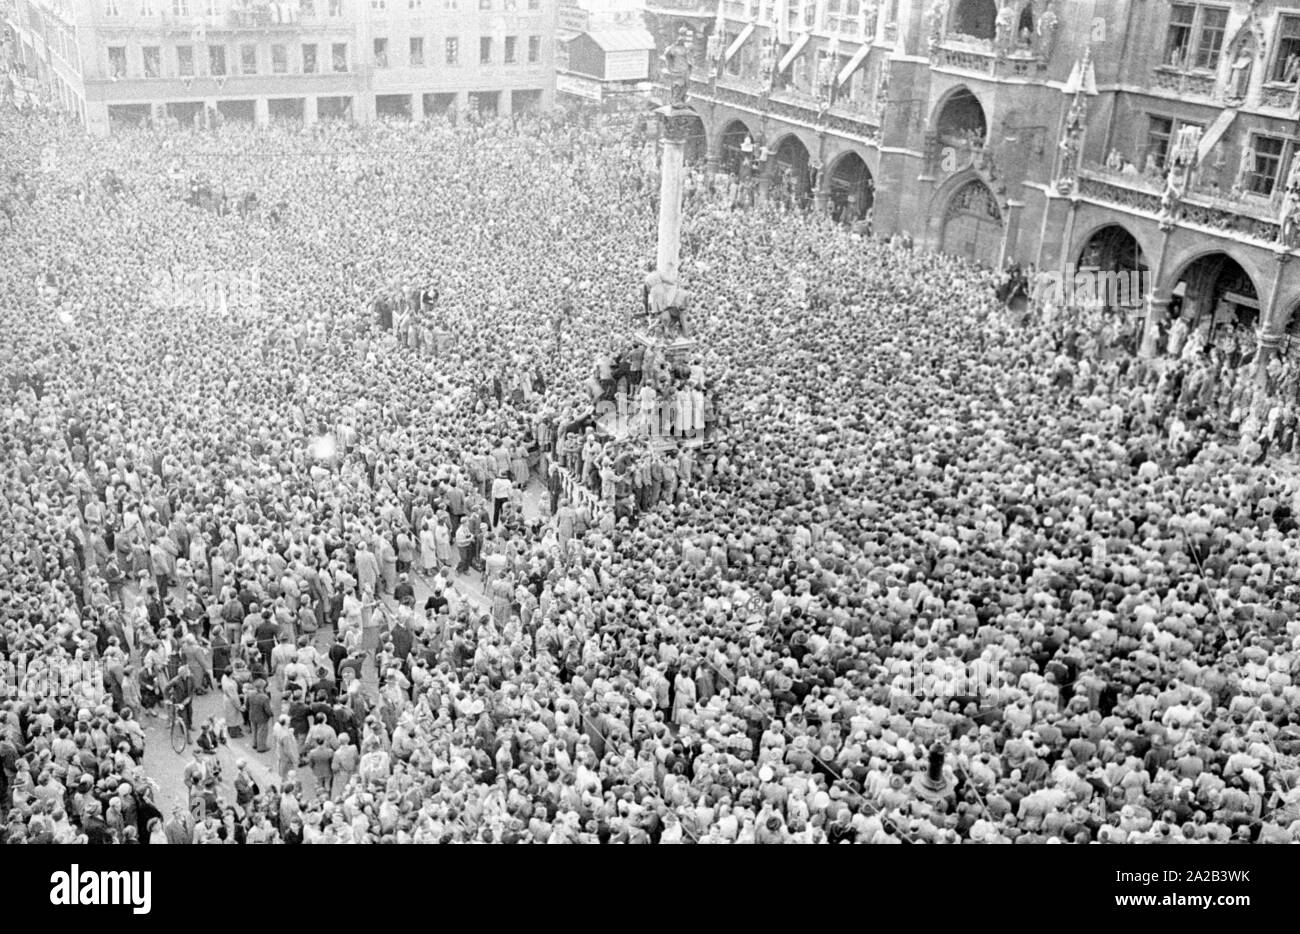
[1035,0,1060,65]
[1159,124,1201,230]
[661,27,694,108]
[1222,0,1265,105]
[1279,153,1300,248]
[925,0,949,54]
[994,0,1016,59]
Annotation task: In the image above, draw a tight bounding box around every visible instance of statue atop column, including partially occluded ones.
[662,27,694,108]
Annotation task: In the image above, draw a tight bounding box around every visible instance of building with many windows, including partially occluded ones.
[643,0,1300,367]
[2,0,557,133]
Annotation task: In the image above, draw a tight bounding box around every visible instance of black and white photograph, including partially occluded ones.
[0,0,1295,914]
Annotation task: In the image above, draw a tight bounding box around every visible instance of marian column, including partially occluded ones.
[656,115,687,283]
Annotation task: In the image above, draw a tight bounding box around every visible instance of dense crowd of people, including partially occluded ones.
[2,97,1300,845]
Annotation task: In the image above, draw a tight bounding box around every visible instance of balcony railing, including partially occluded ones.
[691,76,879,143]
[1260,82,1299,111]
[1151,66,1217,100]
[931,37,996,76]
[1076,165,1282,244]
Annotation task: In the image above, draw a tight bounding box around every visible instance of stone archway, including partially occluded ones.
[1166,252,1261,364]
[771,133,813,207]
[1074,223,1150,313]
[934,86,988,147]
[720,118,756,175]
[826,150,874,225]
[940,177,1003,267]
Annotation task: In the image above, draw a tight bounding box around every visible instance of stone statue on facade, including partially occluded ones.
[1231,143,1254,199]
[661,27,694,108]
[816,54,834,101]
[1159,125,1201,228]
[925,0,949,51]
[1036,0,1060,64]
[994,0,1016,57]
[1227,47,1254,103]
[1279,155,1300,248]
[873,60,890,122]
[1056,97,1086,194]
[758,36,775,88]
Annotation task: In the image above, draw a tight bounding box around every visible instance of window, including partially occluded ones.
[205,0,220,14]
[272,44,287,73]
[332,42,348,71]
[480,36,492,64]
[444,0,458,9]
[445,36,459,65]
[1193,6,1227,70]
[504,0,516,10]
[172,0,188,14]
[1271,15,1300,83]
[528,0,538,8]
[409,0,422,7]
[504,35,517,64]
[410,36,424,66]
[107,46,126,77]
[1166,5,1229,70]
[1165,4,1194,66]
[177,44,194,76]
[139,0,156,13]
[1247,135,1286,195]
[528,35,540,63]
[241,44,257,74]
[143,45,160,77]
[300,0,315,13]
[104,0,121,14]
[302,42,318,73]
[371,0,385,7]
[209,45,226,76]
[1146,115,1173,170]
[479,0,491,8]
[328,0,343,14]
[374,37,388,67]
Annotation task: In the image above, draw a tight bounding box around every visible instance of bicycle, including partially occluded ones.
[164,699,191,754]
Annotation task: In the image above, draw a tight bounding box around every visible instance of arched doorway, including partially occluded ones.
[827,151,874,224]
[721,119,755,175]
[940,178,1003,267]
[772,134,812,207]
[936,87,987,147]
[953,0,998,40]
[680,113,707,164]
[1168,253,1260,364]
[1075,224,1149,314]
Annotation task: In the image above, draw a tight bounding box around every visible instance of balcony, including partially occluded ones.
[1150,66,1217,101]
[691,76,879,144]
[1260,82,1299,111]
[1076,165,1281,245]
[931,36,996,77]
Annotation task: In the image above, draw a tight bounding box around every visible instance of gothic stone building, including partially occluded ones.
[644,0,1300,364]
